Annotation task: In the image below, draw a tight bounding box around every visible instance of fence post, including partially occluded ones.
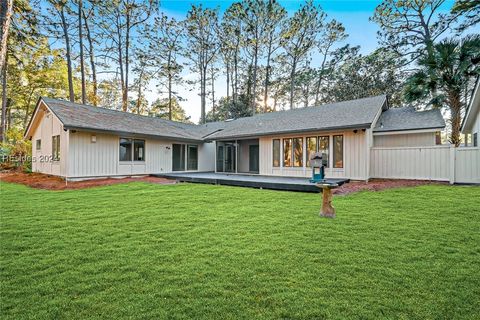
[449,145,455,184]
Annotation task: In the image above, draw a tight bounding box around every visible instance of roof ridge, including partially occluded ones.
[41,97,199,129]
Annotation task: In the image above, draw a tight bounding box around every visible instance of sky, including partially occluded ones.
[146,0,459,123]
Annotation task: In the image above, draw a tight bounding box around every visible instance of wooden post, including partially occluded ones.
[317,183,338,218]
[320,186,335,218]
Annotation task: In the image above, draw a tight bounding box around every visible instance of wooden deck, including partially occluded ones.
[154,172,349,192]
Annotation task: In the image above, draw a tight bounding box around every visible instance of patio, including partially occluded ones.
[155,172,349,192]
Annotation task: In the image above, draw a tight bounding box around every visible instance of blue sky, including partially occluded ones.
[42,0,466,121]
[151,0,463,122]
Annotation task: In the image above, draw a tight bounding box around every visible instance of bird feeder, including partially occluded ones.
[309,152,326,183]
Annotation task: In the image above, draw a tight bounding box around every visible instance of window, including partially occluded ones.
[272,139,280,167]
[318,136,329,167]
[293,138,303,167]
[187,145,198,170]
[172,144,186,171]
[283,138,292,167]
[306,137,317,167]
[52,135,60,161]
[333,135,343,168]
[474,133,478,147]
[119,138,132,161]
[133,140,145,161]
[435,131,442,145]
[36,139,41,150]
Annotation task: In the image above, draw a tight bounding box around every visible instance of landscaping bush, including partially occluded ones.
[0,128,31,172]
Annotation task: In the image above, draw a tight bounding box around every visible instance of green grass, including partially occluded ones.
[1,181,479,319]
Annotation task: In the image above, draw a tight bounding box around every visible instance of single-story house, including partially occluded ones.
[462,78,480,147]
[24,95,446,181]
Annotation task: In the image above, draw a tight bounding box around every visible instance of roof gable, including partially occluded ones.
[373,106,445,132]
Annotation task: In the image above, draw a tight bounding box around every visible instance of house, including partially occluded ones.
[462,78,480,147]
[24,95,446,182]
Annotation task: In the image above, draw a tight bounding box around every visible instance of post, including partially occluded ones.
[449,145,455,185]
[320,186,336,218]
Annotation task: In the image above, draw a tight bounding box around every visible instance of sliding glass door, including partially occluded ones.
[172,144,198,171]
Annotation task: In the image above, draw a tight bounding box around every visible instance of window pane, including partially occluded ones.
[272,139,280,167]
[36,139,41,150]
[52,136,60,161]
[187,145,198,170]
[474,133,478,147]
[119,138,132,161]
[306,137,317,167]
[283,138,292,167]
[318,136,329,167]
[333,135,343,168]
[172,144,185,171]
[133,140,145,161]
[293,138,303,167]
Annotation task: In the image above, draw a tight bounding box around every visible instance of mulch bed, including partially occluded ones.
[0,172,176,190]
[1,171,445,193]
[333,179,446,195]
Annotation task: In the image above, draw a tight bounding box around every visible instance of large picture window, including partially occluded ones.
[318,136,329,167]
[272,139,280,167]
[120,138,145,161]
[306,137,317,167]
[52,135,60,161]
[333,135,343,168]
[293,138,303,167]
[283,138,292,167]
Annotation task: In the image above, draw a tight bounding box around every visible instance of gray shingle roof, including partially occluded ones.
[41,98,206,142]
[38,96,442,142]
[206,95,387,140]
[373,107,445,132]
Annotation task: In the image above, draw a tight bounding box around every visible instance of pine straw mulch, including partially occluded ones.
[333,178,446,195]
[0,171,176,190]
[1,171,446,193]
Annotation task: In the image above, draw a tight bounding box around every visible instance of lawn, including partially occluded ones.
[1,182,479,319]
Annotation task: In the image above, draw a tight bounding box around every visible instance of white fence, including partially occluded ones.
[370,146,480,184]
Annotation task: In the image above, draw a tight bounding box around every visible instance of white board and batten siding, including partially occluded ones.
[31,108,68,177]
[373,132,437,147]
[370,145,480,183]
[259,130,368,180]
[67,131,215,179]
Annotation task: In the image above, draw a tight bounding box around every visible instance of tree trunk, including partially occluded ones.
[226,62,230,101]
[0,54,7,142]
[168,73,172,121]
[78,0,86,104]
[448,90,462,147]
[264,42,273,112]
[289,60,297,109]
[136,69,143,115]
[60,7,75,102]
[314,51,329,105]
[83,10,97,105]
[23,88,35,128]
[251,45,258,114]
[0,0,13,80]
[211,65,215,117]
[123,12,130,112]
[200,66,206,124]
[116,14,125,111]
